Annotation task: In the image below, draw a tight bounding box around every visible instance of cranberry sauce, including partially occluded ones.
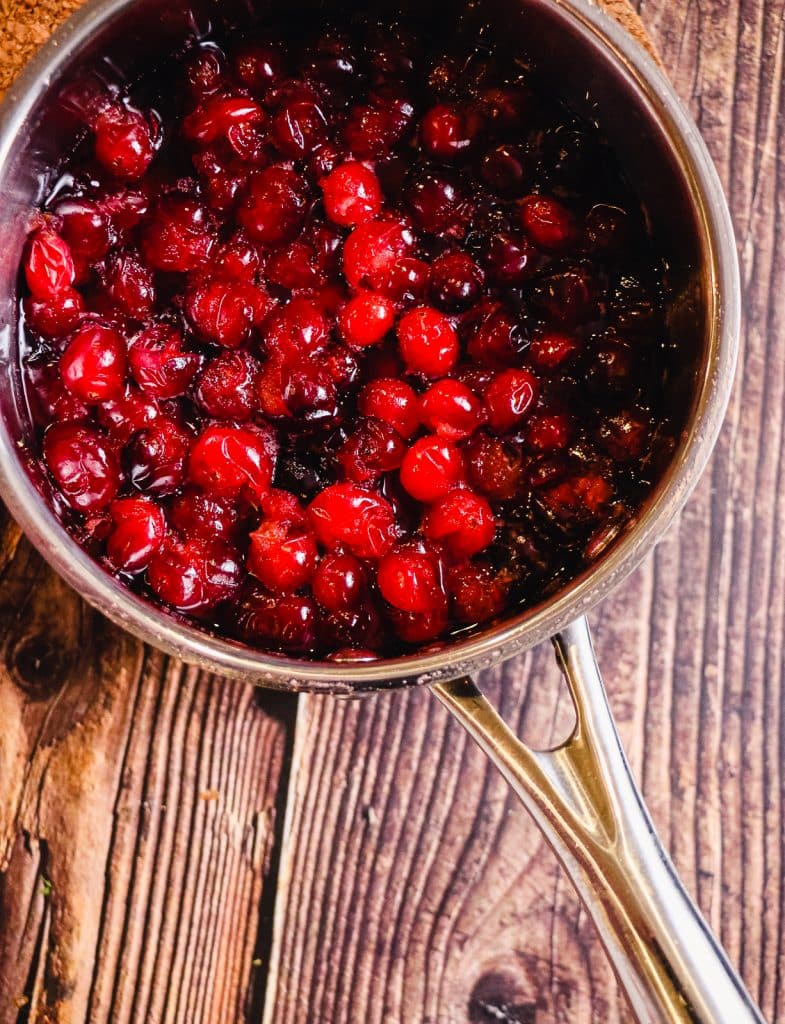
[17,11,678,661]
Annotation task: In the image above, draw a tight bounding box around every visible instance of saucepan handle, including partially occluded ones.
[431,616,766,1024]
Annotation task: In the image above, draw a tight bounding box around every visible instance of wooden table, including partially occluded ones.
[0,1,782,1021]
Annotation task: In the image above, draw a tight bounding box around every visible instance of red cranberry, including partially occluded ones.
[312,552,365,611]
[419,379,483,441]
[375,257,431,306]
[321,161,383,227]
[343,218,414,291]
[520,195,577,250]
[481,144,528,195]
[406,171,463,234]
[102,188,150,232]
[234,44,286,92]
[43,422,120,512]
[183,95,266,144]
[24,229,74,299]
[420,103,481,159]
[213,238,261,282]
[25,358,90,426]
[482,231,536,286]
[97,389,160,443]
[24,288,84,339]
[237,165,308,246]
[94,104,158,180]
[170,487,240,542]
[358,378,419,438]
[56,199,114,263]
[185,46,226,97]
[485,368,539,432]
[597,408,651,461]
[423,488,496,559]
[531,264,597,324]
[465,434,527,501]
[308,483,395,558]
[188,425,274,498]
[397,306,459,378]
[466,306,529,368]
[323,344,360,389]
[399,436,464,503]
[148,535,241,612]
[529,330,580,370]
[389,603,447,644]
[338,292,395,348]
[264,296,329,360]
[193,146,246,210]
[194,350,260,420]
[272,98,328,158]
[343,94,412,158]
[102,251,155,319]
[234,587,320,652]
[106,496,166,572]
[125,418,191,496]
[448,562,508,624]
[266,239,324,290]
[142,196,215,272]
[248,517,318,593]
[536,472,613,531]
[185,277,271,348]
[477,86,530,128]
[129,324,201,398]
[60,323,127,403]
[377,546,444,613]
[429,251,483,311]
[525,411,572,451]
[337,418,406,482]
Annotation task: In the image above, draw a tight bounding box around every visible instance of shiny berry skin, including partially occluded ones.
[183,95,266,144]
[531,264,597,325]
[24,288,84,339]
[421,103,480,159]
[520,195,576,250]
[185,46,225,97]
[482,231,536,286]
[106,497,166,572]
[129,324,201,399]
[264,296,329,360]
[337,417,406,482]
[406,171,462,233]
[188,425,274,498]
[465,434,527,501]
[25,358,90,427]
[529,330,580,370]
[308,483,395,559]
[185,277,270,348]
[338,292,395,347]
[234,43,285,91]
[429,251,483,311]
[525,411,571,451]
[142,196,215,272]
[312,552,365,611]
[94,105,157,180]
[248,518,318,592]
[170,489,239,544]
[448,562,508,624]
[24,229,74,299]
[321,161,383,226]
[273,98,328,158]
[481,144,528,195]
[597,407,651,461]
[342,219,413,291]
[125,419,191,497]
[397,307,459,378]
[148,536,241,612]
[375,257,431,306]
[423,488,496,559]
[103,251,155,318]
[485,368,539,432]
[234,588,320,652]
[389,603,447,644]
[584,204,629,253]
[358,378,419,438]
[377,546,444,613]
[56,199,114,264]
[400,436,464,503]
[43,422,120,512]
[60,323,127,403]
[467,306,529,368]
[194,350,260,420]
[419,379,483,441]
[97,389,160,444]
[237,166,308,246]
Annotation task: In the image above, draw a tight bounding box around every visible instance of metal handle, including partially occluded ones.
[432,616,766,1024]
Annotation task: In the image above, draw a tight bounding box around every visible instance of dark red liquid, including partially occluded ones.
[18,11,677,660]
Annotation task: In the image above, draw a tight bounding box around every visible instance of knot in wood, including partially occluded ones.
[10,632,71,697]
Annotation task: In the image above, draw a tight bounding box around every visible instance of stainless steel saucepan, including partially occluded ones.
[0,0,763,1019]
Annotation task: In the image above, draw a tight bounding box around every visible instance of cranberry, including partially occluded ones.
[102,251,155,319]
[419,377,484,441]
[584,338,637,399]
[148,535,241,612]
[531,264,597,325]
[465,434,527,501]
[125,419,191,496]
[485,368,539,432]
[406,171,463,234]
[358,378,419,438]
[183,95,266,144]
[194,350,260,420]
[429,251,483,311]
[142,196,215,272]
[43,422,120,512]
[375,257,431,306]
[584,204,629,254]
[248,518,318,592]
[213,238,262,282]
[448,562,508,624]
[193,147,246,210]
[466,307,528,368]
[234,44,286,92]
[338,292,395,348]
[420,103,480,159]
[94,104,158,180]
[106,496,166,572]
[308,483,395,558]
[529,330,580,370]
[97,389,160,443]
[237,166,308,247]
[60,323,127,403]
[321,161,383,227]
[377,546,444,613]
[481,144,528,195]
[24,288,84,339]
[129,324,201,398]
[312,552,365,611]
[56,199,114,263]
[482,231,536,286]
[423,488,496,559]
[343,218,413,291]
[25,358,89,426]
[397,306,458,378]
[234,587,320,652]
[185,46,225,97]
[597,407,651,461]
[536,472,613,532]
[399,436,464,503]
[343,94,412,158]
[188,425,274,498]
[185,277,270,348]
[264,296,329,360]
[477,86,529,128]
[389,603,447,644]
[337,417,406,482]
[525,411,572,451]
[266,239,324,290]
[520,195,576,250]
[24,229,74,299]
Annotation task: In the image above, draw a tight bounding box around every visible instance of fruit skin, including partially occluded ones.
[420,103,480,159]
[247,518,318,593]
[448,562,508,624]
[237,166,308,246]
[188,425,274,498]
[43,422,120,513]
[519,195,576,250]
[399,436,464,503]
[485,368,539,432]
[147,535,242,613]
[24,229,74,299]
[397,307,459,378]
[338,292,395,348]
[423,488,496,559]
[358,378,420,438]
[129,325,201,399]
[60,323,127,404]
[321,162,383,227]
[377,546,444,613]
[106,497,166,572]
[94,105,158,180]
[124,419,191,497]
[312,552,365,612]
[419,379,483,441]
[342,219,413,291]
[308,483,396,559]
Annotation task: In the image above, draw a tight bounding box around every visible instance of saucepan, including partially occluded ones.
[0,0,763,1020]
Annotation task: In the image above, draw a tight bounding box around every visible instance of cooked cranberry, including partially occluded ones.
[377,546,444,613]
[312,552,365,611]
[520,195,576,250]
[148,535,241,612]
[102,188,150,232]
[24,229,74,299]
[343,218,413,291]
[265,239,323,290]
[213,238,261,282]
[272,98,328,158]
[584,338,637,399]
[597,407,651,461]
[531,263,597,325]
[584,204,630,253]
[129,324,200,398]
[102,251,155,319]
[358,378,419,438]
[536,472,613,532]
[188,425,274,498]
[24,288,84,339]
[125,419,191,496]
[98,389,160,443]
[466,306,528,368]
[321,161,382,227]
[142,196,215,272]
[234,44,286,92]
[399,436,464,502]
[185,277,270,348]
[406,171,463,234]
[25,358,89,426]
[56,199,114,263]
[420,103,480,159]
[337,417,406,482]
[343,91,413,158]
[529,330,581,370]
[525,410,572,451]
[185,46,225,97]
[429,251,483,311]
[106,496,166,572]
[389,603,447,644]
[323,344,360,389]
[281,363,338,425]
[481,144,528,195]
[423,488,496,559]
[235,588,320,651]
[170,488,240,543]
[477,85,529,128]
[237,165,308,246]
[482,231,536,286]
[608,274,659,334]
[264,296,329,360]
[338,291,395,347]
[94,104,158,180]
[485,368,539,432]
[465,434,527,501]
[43,422,120,512]
[183,95,266,144]
[248,518,318,592]
[397,306,458,378]
[419,379,482,441]
[193,146,245,210]
[194,350,259,420]
[448,562,508,624]
[375,257,431,306]
[60,323,127,403]
[308,483,395,558]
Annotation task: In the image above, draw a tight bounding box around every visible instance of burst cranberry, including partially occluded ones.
[24,229,74,299]
[481,144,528,195]
[536,472,613,531]
[125,419,191,496]
[308,483,395,558]
[520,195,576,250]
[56,199,114,263]
[337,418,406,482]
[234,44,286,91]
[194,350,260,420]
[186,46,225,96]
[531,264,597,324]
[148,535,241,612]
[43,422,120,512]
[400,436,464,503]
[185,277,270,348]
[266,239,323,289]
[342,218,413,291]
[94,104,157,180]
[525,411,571,451]
[377,546,444,613]
[25,359,89,426]
[142,196,215,272]
[358,378,419,438]
[312,552,365,611]
[272,98,328,158]
[465,434,527,501]
[423,488,496,559]
[235,588,320,652]
[466,306,529,368]
[429,251,483,311]
[188,425,274,498]
[338,292,395,348]
[343,97,411,159]
[98,390,160,443]
[264,296,329,360]
[482,231,536,286]
[24,288,84,339]
[170,488,240,542]
[585,338,637,399]
[237,165,308,246]
[406,171,463,234]
[60,323,127,403]
[485,368,539,432]
[247,518,318,593]
[420,103,480,159]
[419,379,481,441]
[103,251,155,318]
[183,95,266,144]
[597,408,651,461]
[397,307,458,378]
[106,496,166,572]
[529,330,580,370]
[321,161,383,227]
[448,563,508,624]
[213,238,261,282]
[129,324,201,398]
